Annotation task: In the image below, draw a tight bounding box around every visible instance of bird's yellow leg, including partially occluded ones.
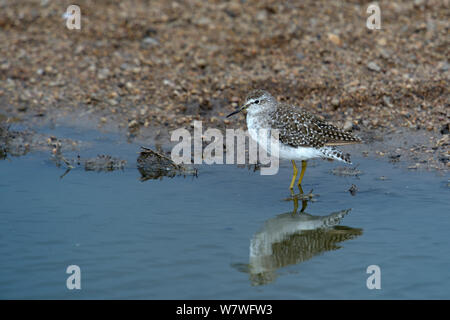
[297,160,307,186]
[289,160,298,190]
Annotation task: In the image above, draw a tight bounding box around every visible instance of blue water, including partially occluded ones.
[0,126,449,299]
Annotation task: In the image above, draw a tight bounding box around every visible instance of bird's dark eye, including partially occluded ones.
[254,100,260,104]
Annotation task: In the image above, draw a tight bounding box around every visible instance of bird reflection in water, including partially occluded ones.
[236,186,362,286]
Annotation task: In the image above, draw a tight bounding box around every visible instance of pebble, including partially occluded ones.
[377,38,387,46]
[256,10,268,21]
[128,119,139,128]
[343,120,353,131]
[327,33,342,46]
[436,135,449,147]
[408,163,420,170]
[141,37,159,47]
[437,61,449,72]
[331,97,340,107]
[367,61,381,72]
[348,184,358,196]
[295,53,305,60]
[97,68,110,80]
[107,99,118,106]
[383,95,394,108]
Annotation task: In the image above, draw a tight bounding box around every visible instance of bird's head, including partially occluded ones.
[226,89,275,118]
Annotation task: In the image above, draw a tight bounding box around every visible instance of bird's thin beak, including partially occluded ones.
[226,104,246,118]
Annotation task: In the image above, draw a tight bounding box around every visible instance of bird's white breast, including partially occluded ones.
[247,112,323,161]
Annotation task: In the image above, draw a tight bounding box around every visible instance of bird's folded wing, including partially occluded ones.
[270,104,361,148]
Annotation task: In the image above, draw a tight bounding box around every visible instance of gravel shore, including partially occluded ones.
[0,0,448,170]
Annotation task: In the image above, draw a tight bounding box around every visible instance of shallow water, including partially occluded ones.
[0,125,449,299]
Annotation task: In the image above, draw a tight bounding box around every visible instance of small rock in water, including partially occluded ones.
[348,184,358,196]
[436,135,449,147]
[137,146,196,181]
[388,154,401,163]
[84,155,127,172]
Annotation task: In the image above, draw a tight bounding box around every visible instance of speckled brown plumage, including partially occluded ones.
[270,103,361,149]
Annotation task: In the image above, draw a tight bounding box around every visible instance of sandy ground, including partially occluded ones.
[0,0,448,170]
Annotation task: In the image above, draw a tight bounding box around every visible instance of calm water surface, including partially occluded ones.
[0,125,449,299]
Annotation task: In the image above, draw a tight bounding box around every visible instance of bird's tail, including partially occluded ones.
[319,146,352,164]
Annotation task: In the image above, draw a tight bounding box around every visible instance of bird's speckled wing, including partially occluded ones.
[270,103,361,148]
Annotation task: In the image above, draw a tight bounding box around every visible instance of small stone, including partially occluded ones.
[436,135,449,147]
[383,95,393,107]
[97,68,110,80]
[408,163,420,170]
[163,79,176,87]
[377,38,387,46]
[379,48,391,59]
[75,45,84,54]
[109,92,118,99]
[141,37,159,47]
[128,119,139,128]
[348,184,358,196]
[140,106,148,116]
[343,120,353,131]
[367,61,381,72]
[256,10,268,21]
[388,154,401,163]
[295,53,305,60]
[414,0,425,6]
[195,59,207,68]
[196,17,212,26]
[107,99,118,106]
[327,33,342,46]
[45,66,54,73]
[331,97,340,107]
[120,63,133,71]
[437,61,449,72]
